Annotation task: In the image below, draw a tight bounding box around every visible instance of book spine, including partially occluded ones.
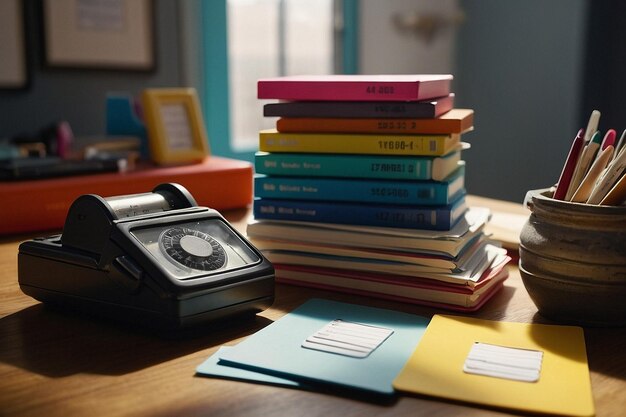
[258,80,450,101]
[254,172,465,206]
[255,152,451,180]
[259,131,459,156]
[253,198,466,230]
[276,118,462,135]
[263,95,454,118]
[275,275,503,311]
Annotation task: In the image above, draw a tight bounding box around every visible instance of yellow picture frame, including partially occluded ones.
[142,88,210,165]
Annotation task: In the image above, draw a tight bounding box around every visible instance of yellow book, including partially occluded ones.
[259,129,461,156]
[393,315,594,417]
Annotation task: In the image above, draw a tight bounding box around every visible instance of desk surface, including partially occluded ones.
[1,196,624,417]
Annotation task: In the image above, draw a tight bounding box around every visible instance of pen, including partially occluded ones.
[612,129,626,161]
[566,131,603,200]
[565,111,600,199]
[599,128,616,151]
[553,128,585,200]
[583,110,601,143]
[571,145,614,202]
[586,144,626,204]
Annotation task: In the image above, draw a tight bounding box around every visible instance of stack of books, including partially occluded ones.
[248,74,511,311]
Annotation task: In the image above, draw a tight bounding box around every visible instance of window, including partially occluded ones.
[201,0,357,162]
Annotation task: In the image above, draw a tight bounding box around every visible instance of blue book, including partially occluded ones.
[254,166,464,206]
[255,150,463,181]
[216,298,430,395]
[253,195,467,230]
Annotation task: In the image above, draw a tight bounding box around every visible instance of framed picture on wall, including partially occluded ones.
[43,0,155,71]
[141,88,210,165]
[0,0,28,89]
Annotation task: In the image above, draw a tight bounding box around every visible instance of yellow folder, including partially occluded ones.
[393,315,594,416]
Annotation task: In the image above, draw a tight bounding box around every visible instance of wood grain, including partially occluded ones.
[1,199,624,417]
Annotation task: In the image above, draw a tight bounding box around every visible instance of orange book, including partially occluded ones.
[0,156,253,236]
[276,109,474,135]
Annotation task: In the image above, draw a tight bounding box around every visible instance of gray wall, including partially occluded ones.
[454,0,589,203]
[2,0,591,205]
[0,0,183,139]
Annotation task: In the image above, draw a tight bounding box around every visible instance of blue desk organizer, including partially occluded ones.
[105,94,150,159]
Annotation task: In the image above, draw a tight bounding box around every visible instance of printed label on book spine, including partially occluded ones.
[365,85,395,95]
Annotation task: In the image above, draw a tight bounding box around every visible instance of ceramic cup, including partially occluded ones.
[519,188,626,327]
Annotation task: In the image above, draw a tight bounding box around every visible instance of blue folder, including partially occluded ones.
[196,347,302,388]
[214,298,430,395]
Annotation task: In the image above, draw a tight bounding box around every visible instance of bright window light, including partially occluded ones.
[227,0,334,151]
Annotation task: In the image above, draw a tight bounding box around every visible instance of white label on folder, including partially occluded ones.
[463,342,543,382]
[302,319,394,358]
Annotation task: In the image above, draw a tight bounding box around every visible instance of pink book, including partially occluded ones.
[257,74,453,102]
[272,256,511,312]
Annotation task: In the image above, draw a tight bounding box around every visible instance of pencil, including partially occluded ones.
[553,129,585,200]
[571,146,614,203]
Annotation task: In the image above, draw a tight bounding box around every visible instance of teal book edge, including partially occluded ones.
[255,151,462,181]
[216,298,430,395]
[254,165,465,206]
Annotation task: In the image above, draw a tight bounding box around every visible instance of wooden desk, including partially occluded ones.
[1,197,624,417]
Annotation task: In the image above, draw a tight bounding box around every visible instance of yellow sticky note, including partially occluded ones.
[393,315,594,417]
